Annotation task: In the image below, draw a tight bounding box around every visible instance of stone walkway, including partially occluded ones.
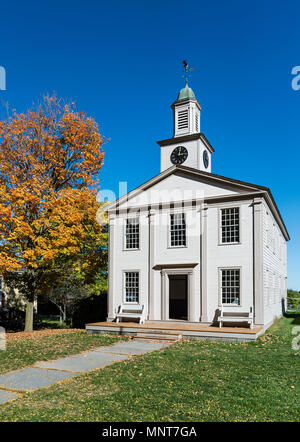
[0,339,165,404]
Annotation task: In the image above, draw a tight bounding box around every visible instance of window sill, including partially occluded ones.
[167,245,188,249]
[218,242,241,246]
[219,304,242,308]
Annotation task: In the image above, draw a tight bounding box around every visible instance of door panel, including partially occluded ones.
[169,275,188,320]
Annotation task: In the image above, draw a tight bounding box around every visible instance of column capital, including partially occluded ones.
[109,214,117,225]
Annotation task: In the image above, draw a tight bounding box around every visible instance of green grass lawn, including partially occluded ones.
[0,330,124,374]
[0,316,299,422]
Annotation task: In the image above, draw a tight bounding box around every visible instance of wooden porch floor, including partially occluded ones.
[87,321,262,334]
[86,321,264,342]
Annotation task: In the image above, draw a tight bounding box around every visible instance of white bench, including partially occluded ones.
[116,304,145,324]
[218,306,253,329]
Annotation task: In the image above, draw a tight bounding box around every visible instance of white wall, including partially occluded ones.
[109,199,256,324]
[151,206,201,321]
[206,201,254,322]
[108,210,149,318]
[262,201,287,326]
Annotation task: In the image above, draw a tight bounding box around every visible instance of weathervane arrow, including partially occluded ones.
[182,60,194,86]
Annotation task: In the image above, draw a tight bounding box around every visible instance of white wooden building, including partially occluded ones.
[102,81,289,334]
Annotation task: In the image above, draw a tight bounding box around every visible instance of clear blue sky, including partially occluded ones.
[0,0,299,289]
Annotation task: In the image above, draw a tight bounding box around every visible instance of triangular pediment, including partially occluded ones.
[107,166,266,211]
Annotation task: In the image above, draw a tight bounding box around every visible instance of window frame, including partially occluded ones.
[123,270,140,304]
[219,267,242,307]
[168,212,187,248]
[123,216,140,251]
[219,206,241,245]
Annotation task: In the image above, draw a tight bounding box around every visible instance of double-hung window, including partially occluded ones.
[221,207,240,243]
[124,272,139,303]
[170,213,186,247]
[125,218,139,249]
[221,269,240,305]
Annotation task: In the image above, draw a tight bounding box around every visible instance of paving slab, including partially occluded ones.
[0,339,168,403]
[0,368,78,392]
[0,390,19,404]
[100,340,165,355]
[36,351,128,372]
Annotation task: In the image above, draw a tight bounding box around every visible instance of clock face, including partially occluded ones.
[203,150,209,169]
[170,146,188,165]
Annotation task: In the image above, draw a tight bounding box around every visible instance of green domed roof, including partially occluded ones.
[176,84,196,101]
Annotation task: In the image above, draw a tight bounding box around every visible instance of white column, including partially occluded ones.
[253,198,264,325]
[161,270,169,321]
[107,214,116,321]
[200,204,208,322]
[188,270,197,322]
[148,209,156,320]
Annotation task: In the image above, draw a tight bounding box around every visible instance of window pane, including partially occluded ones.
[125,218,139,249]
[221,208,240,243]
[125,272,139,303]
[170,213,186,247]
[221,269,240,304]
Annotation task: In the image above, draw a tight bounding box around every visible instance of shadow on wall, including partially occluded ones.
[72,293,107,329]
[212,308,221,326]
[282,297,286,315]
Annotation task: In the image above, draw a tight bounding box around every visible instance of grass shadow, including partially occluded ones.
[283,312,300,325]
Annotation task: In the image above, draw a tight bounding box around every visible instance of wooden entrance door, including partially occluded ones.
[169,275,188,320]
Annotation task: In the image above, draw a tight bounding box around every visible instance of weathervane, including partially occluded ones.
[182,60,194,86]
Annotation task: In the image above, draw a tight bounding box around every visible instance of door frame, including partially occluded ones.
[161,268,195,321]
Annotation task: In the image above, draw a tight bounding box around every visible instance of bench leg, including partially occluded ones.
[219,321,222,328]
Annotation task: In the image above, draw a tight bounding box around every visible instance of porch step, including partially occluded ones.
[126,328,181,336]
[132,333,182,342]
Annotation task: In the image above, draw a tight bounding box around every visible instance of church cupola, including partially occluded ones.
[171,76,202,138]
[157,61,214,173]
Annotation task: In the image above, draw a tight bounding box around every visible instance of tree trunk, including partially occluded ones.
[63,304,67,322]
[24,301,34,332]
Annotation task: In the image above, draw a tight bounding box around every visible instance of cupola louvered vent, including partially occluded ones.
[195,113,199,132]
[177,109,188,130]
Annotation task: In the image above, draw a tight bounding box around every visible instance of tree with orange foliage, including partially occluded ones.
[0,95,106,331]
